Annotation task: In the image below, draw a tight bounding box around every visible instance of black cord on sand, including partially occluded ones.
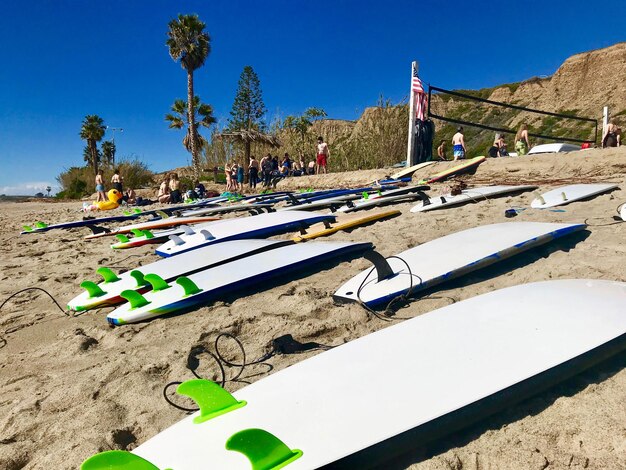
[356,255,456,322]
[163,332,333,412]
[106,254,146,270]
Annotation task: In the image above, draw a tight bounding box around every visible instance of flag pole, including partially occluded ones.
[406,61,418,166]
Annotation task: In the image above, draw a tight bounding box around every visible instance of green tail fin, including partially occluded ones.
[80,450,161,470]
[177,379,246,424]
[130,270,147,287]
[143,274,170,292]
[226,428,303,470]
[97,267,121,283]
[35,221,48,228]
[80,281,106,299]
[134,208,142,213]
[142,230,154,239]
[176,277,202,297]
[22,225,33,232]
[115,234,130,243]
[130,228,144,237]
[120,290,150,309]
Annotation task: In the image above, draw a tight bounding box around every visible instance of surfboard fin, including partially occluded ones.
[141,229,154,239]
[176,276,203,296]
[80,281,106,299]
[176,379,246,424]
[226,428,303,470]
[143,274,170,292]
[80,450,161,470]
[130,228,144,237]
[168,234,185,246]
[115,234,130,243]
[133,208,142,214]
[200,229,215,241]
[363,250,395,282]
[532,191,546,206]
[561,191,568,201]
[22,225,33,232]
[130,270,147,287]
[97,267,121,283]
[181,225,195,236]
[35,221,48,228]
[154,210,169,220]
[120,290,150,309]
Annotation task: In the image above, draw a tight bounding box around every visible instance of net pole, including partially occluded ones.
[603,106,609,143]
[406,61,418,167]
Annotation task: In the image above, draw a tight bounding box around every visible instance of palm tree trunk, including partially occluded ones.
[187,70,199,179]
[90,140,99,176]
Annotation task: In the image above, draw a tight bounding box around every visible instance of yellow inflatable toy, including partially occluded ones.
[95,189,123,211]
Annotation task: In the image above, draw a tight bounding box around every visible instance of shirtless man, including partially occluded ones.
[452,127,466,161]
[316,136,330,174]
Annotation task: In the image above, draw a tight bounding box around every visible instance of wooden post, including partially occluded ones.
[602,106,609,144]
[406,61,418,167]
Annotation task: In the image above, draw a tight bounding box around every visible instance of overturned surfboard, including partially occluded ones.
[178,202,275,218]
[107,241,372,325]
[334,222,585,306]
[335,192,427,213]
[531,184,619,209]
[292,209,400,242]
[83,279,626,469]
[84,214,221,240]
[156,211,335,257]
[67,239,291,312]
[20,210,146,234]
[389,161,436,180]
[410,185,537,212]
[280,193,363,212]
[418,156,486,184]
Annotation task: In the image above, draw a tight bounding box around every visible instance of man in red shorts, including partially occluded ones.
[316,136,329,174]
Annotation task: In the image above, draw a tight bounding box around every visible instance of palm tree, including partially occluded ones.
[46,186,51,197]
[166,14,211,178]
[165,96,216,156]
[101,140,117,167]
[80,115,106,175]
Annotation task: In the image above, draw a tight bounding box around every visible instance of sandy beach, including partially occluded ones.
[1,148,625,469]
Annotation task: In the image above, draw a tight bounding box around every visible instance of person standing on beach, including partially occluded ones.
[95,170,106,202]
[236,162,245,192]
[452,127,466,161]
[436,140,447,161]
[249,155,260,189]
[316,136,329,174]
[515,124,531,155]
[111,168,123,192]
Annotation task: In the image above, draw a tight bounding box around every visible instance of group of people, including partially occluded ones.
[223,136,331,191]
[94,168,136,204]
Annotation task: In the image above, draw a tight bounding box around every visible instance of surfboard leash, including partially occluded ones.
[162,332,334,412]
[0,287,72,348]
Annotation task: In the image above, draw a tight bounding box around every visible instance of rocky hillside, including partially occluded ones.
[312,42,626,164]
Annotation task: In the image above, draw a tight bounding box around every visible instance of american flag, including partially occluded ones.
[411,65,427,121]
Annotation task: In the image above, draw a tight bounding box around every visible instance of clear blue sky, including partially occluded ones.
[1,0,624,195]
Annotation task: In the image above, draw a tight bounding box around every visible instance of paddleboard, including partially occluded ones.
[110,226,189,249]
[527,143,581,155]
[389,161,436,180]
[179,203,275,218]
[84,214,221,240]
[292,209,400,242]
[531,184,619,209]
[334,222,585,306]
[67,239,291,312]
[279,194,363,212]
[20,210,146,235]
[83,279,626,469]
[156,211,336,257]
[418,156,486,184]
[107,241,372,325]
[410,185,538,212]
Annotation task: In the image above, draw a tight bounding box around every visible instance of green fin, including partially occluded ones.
[142,230,154,239]
[115,234,130,243]
[177,379,246,424]
[35,221,48,228]
[362,192,369,200]
[226,428,303,470]
[134,208,142,213]
[143,274,170,292]
[80,450,161,470]
[130,270,147,287]
[123,210,131,216]
[97,267,121,283]
[120,290,150,309]
[155,210,169,219]
[22,225,33,232]
[130,228,144,237]
[80,281,106,299]
[176,276,203,296]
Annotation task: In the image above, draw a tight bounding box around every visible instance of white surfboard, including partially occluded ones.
[107,241,372,325]
[386,161,436,180]
[336,193,426,213]
[156,211,335,257]
[620,203,626,221]
[67,240,290,312]
[410,185,538,212]
[279,194,362,212]
[179,203,275,218]
[531,184,619,209]
[527,143,581,155]
[83,279,626,469]
[334,222,585,306]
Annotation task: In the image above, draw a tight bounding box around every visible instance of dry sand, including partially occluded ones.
[1,147,625,469]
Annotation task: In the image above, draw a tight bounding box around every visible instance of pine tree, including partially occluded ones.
[228,66,266,132]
